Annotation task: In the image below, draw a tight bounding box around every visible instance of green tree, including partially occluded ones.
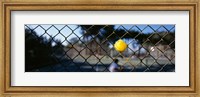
[25,28,57,71]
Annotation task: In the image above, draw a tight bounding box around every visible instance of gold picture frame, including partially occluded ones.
[0,0,199,97]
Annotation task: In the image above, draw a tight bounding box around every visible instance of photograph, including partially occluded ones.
[2,0,198,95]
[25,24,175,72]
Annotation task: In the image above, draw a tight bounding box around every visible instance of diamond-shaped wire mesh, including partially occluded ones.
[25,24,175,72]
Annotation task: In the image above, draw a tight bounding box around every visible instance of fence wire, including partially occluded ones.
[25,25,175,72]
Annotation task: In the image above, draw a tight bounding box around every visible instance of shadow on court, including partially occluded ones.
[29,59,175,72]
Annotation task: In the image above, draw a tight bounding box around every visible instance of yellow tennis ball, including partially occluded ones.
[114,39,127,52]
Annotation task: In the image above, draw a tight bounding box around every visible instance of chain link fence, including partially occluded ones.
[25,24,175,72]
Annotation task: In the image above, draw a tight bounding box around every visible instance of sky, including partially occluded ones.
[25,24,175,46]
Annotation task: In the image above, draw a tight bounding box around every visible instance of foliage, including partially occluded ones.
[79,25,175,49]
[25,28,58,71]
